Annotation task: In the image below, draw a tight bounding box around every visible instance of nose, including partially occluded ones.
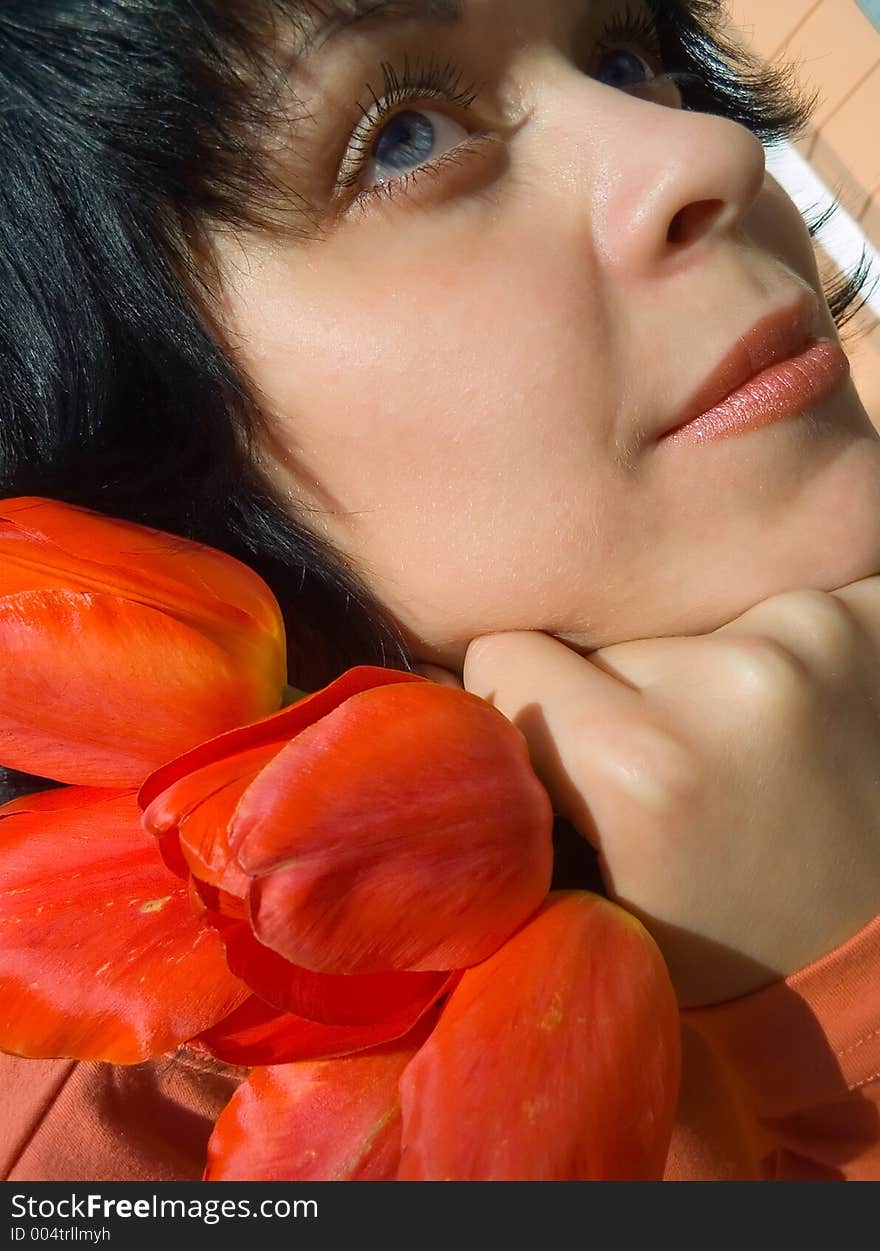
[554,74,768,277]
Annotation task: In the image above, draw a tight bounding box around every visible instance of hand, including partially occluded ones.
[455,579,880,1007]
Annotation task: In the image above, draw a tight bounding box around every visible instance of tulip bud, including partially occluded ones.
[0,497,287,786]
[142,666,555,976]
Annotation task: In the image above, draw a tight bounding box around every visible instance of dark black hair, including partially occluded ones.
[0,0,873,807]
[0,0,413,692]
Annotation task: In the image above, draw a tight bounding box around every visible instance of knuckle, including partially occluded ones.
[586,720,701,817]
[717,636,813,710]
[777,588,860,654]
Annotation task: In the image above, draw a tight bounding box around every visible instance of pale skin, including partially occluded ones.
[210,0,880,1005]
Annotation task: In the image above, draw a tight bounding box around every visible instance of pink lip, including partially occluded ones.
[658,298,851,446]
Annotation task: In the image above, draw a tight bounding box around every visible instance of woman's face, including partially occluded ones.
[213,0,880,667]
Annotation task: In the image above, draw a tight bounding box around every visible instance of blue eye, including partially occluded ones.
[596,49,655,90]
[366,108,469,187]
[373,110,435,171]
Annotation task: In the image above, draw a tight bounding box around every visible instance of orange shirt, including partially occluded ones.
[2,916,879,1182]
[667,914,880,1180]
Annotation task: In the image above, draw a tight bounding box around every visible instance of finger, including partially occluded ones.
[711,584,880,678]
[589,575,880,689]
[464,631,642,717]
[463,632,646,832]
[829,575,880,648]
[585,635,705,691]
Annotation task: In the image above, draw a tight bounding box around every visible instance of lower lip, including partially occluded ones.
[660,340,851,447]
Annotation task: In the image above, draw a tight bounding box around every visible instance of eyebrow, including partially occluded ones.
[296,0,465,55]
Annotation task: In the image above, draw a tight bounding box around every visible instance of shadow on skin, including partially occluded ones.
[525,708,878,1181]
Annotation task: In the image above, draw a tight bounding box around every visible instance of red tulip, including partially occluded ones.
[0,498,682,1179]
[203,893,680,1181]
[193,993,455,1068]
[0,787,249,1063]
[205,1016,438,1181]
[0,497,286,786]
[0,782,454,1066]
[140,668,555,976]
[397,892,681,1180]
[0,505,462,1066]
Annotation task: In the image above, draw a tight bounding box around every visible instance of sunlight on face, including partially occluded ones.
[212,0,880,667]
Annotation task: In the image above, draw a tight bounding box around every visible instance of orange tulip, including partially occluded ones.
[0,787,249,1063]
[0,497,286,786]
[0,498,682,1179]
[0,779,455,1066]
[203,893,680,1181]
[193,983,457,1068]
[141,668,555,976]
[205,1016,438,1181]
[397,892,681,1180]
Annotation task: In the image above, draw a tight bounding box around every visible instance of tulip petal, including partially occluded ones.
[397,891,681,1181]
[0,496,285,696]
[236,683,553,974]
[141,743,269,896]
[194,995,445,1067]
[138,667,428,910]
[138,666,422,812]
[214,917,452,1027]
[205,1024,435,1181]
[0,591,281,787]
[191,877,250,920]
[0,788,248,1062]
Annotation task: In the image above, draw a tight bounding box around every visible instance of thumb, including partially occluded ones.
[463,632,646,837]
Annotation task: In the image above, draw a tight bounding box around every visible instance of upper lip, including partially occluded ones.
[658,294,819,440]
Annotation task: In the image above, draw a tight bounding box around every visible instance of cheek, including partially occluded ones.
[218,206,667,656]
[232,222,619,592]
[743,177,825,303]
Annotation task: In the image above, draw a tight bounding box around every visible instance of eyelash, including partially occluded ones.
[337,6,668,212]
[337,55,487,208]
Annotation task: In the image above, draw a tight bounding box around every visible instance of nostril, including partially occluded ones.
[667,199,726,246]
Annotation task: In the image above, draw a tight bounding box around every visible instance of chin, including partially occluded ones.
[686,539,880,641]
[568,508,880,654]
[673,403,880,635]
